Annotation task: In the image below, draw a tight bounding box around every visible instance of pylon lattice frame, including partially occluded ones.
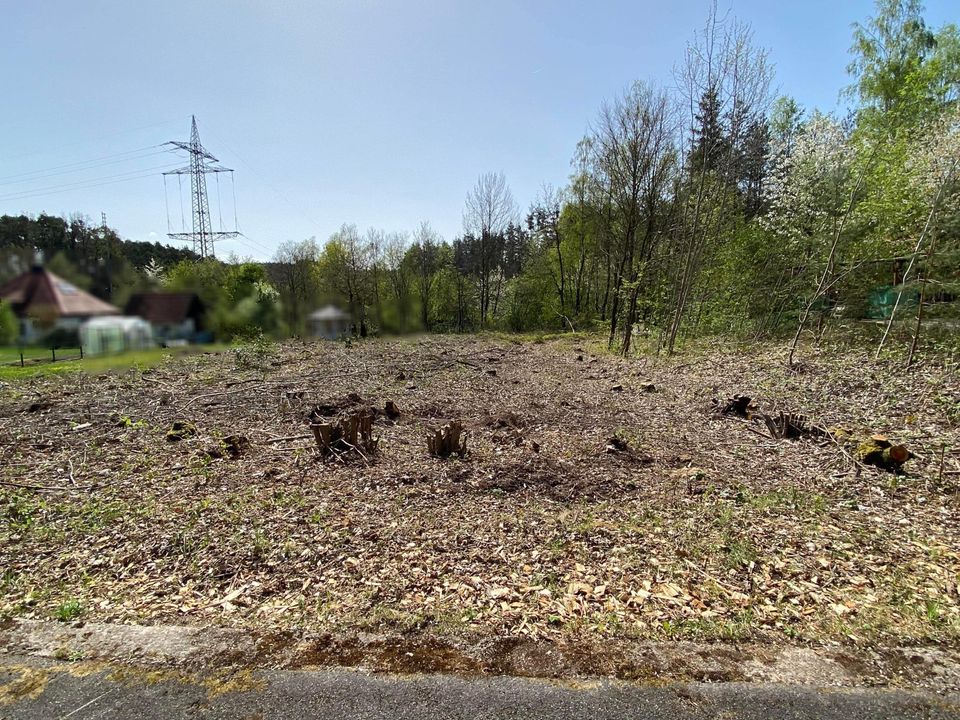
[164,116,238,258]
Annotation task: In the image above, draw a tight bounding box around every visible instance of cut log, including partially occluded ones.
[887,444,910,464]
[855,435,913,471]
[427,421,467,458]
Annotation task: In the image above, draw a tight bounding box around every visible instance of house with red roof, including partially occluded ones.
[0,265,119,343]
[124,292,206,344]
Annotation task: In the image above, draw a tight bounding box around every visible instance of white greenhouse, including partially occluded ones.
[80,316,155,356]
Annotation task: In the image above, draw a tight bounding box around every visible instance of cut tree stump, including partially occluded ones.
[311,409,378,459]
[762,411,823,440]
[166,421,197,442]
[716,395,752,418]
[428,421,467,458]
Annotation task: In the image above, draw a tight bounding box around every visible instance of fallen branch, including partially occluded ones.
[265,433,314,444]
[0,480,96,491]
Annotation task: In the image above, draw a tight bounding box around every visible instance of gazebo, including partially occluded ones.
[308,305,350,339]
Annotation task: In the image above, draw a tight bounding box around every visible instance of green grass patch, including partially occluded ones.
[0,344,229,380]
[0,346,82,364]
[54,599,83,622]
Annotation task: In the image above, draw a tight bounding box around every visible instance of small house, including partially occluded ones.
[309,305,350,339]
[124,292,206,344]
[0,265,119,344]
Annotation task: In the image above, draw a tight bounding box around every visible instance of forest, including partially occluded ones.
[2,0,958,364]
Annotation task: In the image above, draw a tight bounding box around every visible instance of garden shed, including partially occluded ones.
[124,292,206,344]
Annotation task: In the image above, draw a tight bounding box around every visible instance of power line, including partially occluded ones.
[232,234,270,259]
[0,171,175,204]
[0,163,181,202]
[0,149,172,188]
[163,174,172,233]
[201,126,324,234]
[178,174,186,232]
[1,117,186,163]
[0,145,169,185]
[231,172,240,232]
[215,171,224,232]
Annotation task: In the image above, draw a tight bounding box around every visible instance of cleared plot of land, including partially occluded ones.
[1,335,958,652]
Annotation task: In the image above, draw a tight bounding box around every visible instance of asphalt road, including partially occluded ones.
[2,655,958,720]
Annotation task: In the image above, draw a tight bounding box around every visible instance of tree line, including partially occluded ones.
[260,0,959,362]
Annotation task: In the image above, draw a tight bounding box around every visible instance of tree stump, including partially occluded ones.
[762,411,822,440]
[716,395,752,418]
[427,421,467,458]
[311,409,378,459]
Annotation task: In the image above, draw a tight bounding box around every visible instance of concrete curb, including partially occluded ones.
[2,619,959,693]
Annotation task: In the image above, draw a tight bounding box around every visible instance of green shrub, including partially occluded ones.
[0,302,18,345]
[233,331,277,369]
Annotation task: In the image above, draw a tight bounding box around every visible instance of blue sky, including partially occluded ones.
[1,0,955,260]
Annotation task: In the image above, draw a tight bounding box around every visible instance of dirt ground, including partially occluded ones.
[1,334,959,653]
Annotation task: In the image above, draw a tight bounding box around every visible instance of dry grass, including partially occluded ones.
[1,334,958,649]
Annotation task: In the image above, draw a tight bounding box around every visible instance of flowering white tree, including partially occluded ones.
[762,113,857,261]
[878,104,960,361]
[762,112,867,366]
[143,258,165,283]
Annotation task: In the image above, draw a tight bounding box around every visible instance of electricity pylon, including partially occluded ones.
[164,116,238,258]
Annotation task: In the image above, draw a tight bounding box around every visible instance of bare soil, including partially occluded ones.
[1,335,959,652]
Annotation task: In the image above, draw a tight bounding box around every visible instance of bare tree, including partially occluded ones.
[366,227,387,332]
[663,3,773,354]
[383,230,412,331]
[272,238,320,333]
[528,184,567,319]
[589,81,676,352]
[569,138,595,316]
[325,224,373,336]
[463,171,517,322]
[411,221,441,330]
